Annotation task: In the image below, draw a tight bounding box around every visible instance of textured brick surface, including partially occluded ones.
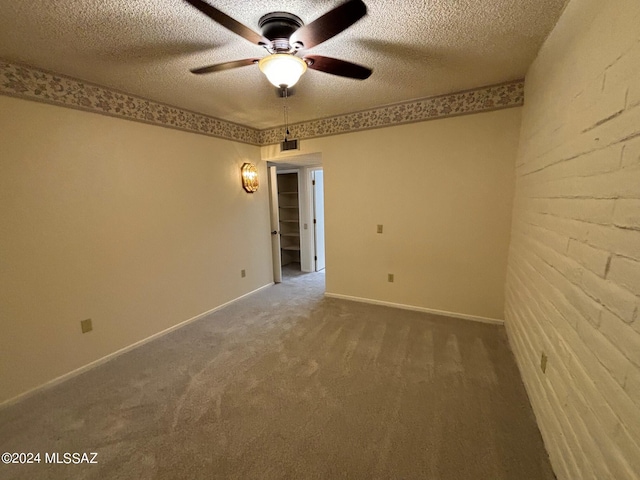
[504,1,640,479]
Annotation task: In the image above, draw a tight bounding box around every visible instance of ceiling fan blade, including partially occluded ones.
[183,0,270,46]
[290,0,367,50]
[304,55,372,80]
[190,58,259,74]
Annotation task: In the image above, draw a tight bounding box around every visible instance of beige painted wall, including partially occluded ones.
[504,0,640,478]
[264,107,521,320]
[0,96,273,404]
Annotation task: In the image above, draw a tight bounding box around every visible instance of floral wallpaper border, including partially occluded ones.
[0,61,261,145]
[1,61,523,146]
[259,80,524,144]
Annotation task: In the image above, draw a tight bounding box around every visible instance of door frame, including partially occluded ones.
[311,168,326,272]
[266,154,323,280]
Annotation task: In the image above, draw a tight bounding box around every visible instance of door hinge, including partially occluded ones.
[313,219,316,224]
[314,256,317,261]
[312,180,315,185]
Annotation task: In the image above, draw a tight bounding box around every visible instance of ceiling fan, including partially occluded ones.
[183,0,373,90]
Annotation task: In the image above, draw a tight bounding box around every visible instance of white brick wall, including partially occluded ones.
[504,0,640,479]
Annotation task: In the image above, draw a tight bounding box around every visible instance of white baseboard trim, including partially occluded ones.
[324,292,504,325]
[0,282,274,409]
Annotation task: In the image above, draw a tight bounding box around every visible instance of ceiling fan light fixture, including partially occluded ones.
[258,54,307,88]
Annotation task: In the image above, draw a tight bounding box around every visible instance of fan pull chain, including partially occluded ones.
[283,89,290,141]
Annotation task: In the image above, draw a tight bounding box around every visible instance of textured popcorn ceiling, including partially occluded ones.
[0,0,567,129]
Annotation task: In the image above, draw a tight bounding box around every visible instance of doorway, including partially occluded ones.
[267,160,325,283]
[277,170,302,273]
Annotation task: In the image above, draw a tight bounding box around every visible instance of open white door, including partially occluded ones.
[312,170,326,271]
[268,166,282,283]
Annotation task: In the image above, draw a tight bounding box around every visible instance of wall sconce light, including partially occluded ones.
[241,163,259,193]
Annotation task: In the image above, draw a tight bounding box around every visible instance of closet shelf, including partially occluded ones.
[277,171,301,268]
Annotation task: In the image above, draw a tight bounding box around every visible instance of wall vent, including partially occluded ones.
[280,139,299,151]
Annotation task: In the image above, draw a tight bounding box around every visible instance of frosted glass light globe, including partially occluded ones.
[258,54,308,88]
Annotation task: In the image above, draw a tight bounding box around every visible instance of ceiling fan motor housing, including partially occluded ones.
[259,12,304,50]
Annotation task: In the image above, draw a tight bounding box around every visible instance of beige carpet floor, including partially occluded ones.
[0,269,555,479]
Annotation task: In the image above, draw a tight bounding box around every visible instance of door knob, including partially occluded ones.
[271,230,278,235]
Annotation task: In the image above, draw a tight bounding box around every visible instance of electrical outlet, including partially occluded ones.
[377,224,383,234]
[80,319,93,334]
[241,269,246,278]
[388,273,394,283]
[540,352,548,373]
